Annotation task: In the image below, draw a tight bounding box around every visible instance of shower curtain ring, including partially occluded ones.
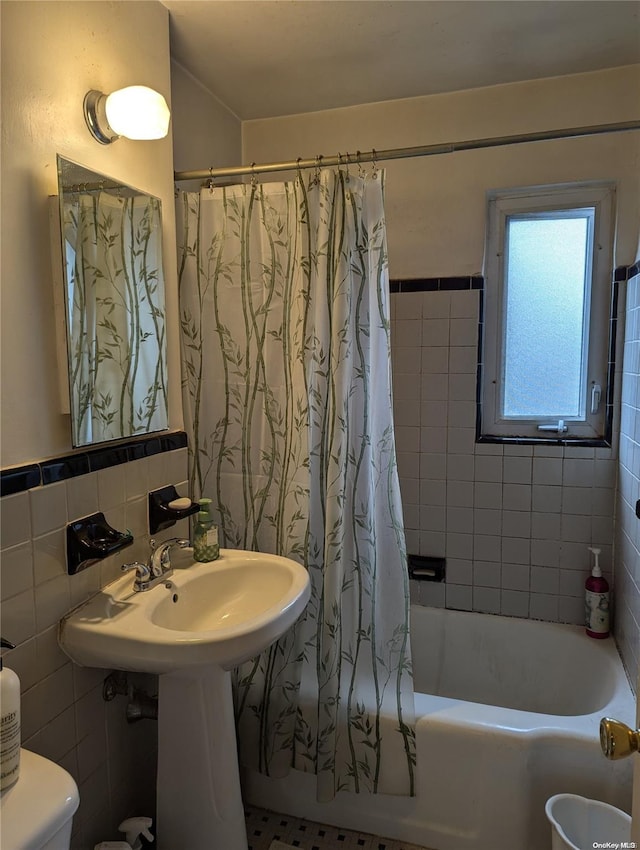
[296,157,303,184]
[208,166,214,193]
[250,162,258,187]
[371,149,379,180]
[357,151,366,180]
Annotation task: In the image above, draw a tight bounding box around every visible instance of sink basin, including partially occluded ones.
[59,548,310,673]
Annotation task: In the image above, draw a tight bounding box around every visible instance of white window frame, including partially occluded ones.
[481,182,615,442]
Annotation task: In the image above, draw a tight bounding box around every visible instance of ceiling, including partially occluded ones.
[162,1,640,121]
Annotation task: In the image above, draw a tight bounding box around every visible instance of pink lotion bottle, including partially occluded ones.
[585,547,610,639]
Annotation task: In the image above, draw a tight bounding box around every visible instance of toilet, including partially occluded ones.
[0,749,79,849]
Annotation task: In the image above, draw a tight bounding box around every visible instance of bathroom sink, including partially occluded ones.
[59,548,310,673]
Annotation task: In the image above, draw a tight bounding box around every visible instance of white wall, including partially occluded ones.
[171,59,242,192]
[243,66,640,274]
[1,0,181,467]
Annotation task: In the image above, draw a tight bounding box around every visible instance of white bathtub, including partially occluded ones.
[242,605,635,850]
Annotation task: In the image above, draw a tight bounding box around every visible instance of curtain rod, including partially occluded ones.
[174,120,640,182]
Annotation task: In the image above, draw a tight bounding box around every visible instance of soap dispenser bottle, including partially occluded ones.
[0,637,21,790]
[585,547,610,639]
[193,498,220,562]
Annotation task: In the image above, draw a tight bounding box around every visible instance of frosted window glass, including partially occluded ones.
[502,215,591,419]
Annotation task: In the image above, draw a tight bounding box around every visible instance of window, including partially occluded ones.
[481,182,615,442]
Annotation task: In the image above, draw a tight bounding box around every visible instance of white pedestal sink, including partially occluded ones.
[59,548,310,850]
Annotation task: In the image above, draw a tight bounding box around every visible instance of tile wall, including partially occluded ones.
[0,435,190,848]
[390,280,621,626]
[614,263,640,682]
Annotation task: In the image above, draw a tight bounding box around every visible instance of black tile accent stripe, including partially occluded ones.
[390,275,484,293]
[1,431,189,497]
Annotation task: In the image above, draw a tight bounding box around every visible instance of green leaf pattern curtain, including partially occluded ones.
[63,192,168,445]
[177,170,415,800]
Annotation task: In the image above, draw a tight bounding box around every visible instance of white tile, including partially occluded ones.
[563,458,595,487]
[0,542,33,600]
[474,442,504,455]
[420,347,449,374]
[97,463,127,511]
[446,454,474,481]
[474,455,503,482]
[473,534,501,562]
[36,625,70,680]
[503,456,532,484]
[503,483,531,511]
[531,539,561,568]
[448,373,476,401]
[529,593,559,622]
[558,595,584,625]
[420,427,447,453]
[395,346,423,374]
[393,319,422,348]
[1,638,38,691]
[148,452,171,491]
[446,532,473,559]
[1,491,32,548]
[33,529,66,584]
[125,496,148,538]
[395,426,420,452]
[559,568,585,597]
[503,444,533,457]
[421,373,449,401]
[394,397,421,427]
[446,507,473,534]
[501,537,530,565]
[34,574,72,631]
[450,290,479,319]
[447,400,475,428]
[395,292,424,320]
[561,486,593,516]
[502,510,531,538]
[420,505,447,531]
[125,458,149,500]
[446,480,473,507]
[446,584,472,610]
[422,318,449,346]
[501,590,529,618]
[404,504,420,529]
[1,587,36,644]
[474,481,502,510]
[420,453,447,480]
[561,513,592,543]
[420,531,446,557]
[420,400,447,427]
[66,474,99,522]
[449,346,477,374]
[422,291,450,319]
[446,558,473,584]
[473,586,501,614]
[449,317,477,346]
[531,512,561,540]
[37,705,77,764]
[530,566,559,594]
[447,427,475,454]
[473,560,501,587]
[501,563,530,591]
[559,540,590,571]
[420,479,446,506]
[420,582,446,608]
[473,508,502,535]
[532,484,562,512]
[29,483,67,536]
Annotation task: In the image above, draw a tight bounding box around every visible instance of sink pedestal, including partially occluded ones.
[157,665,248,850]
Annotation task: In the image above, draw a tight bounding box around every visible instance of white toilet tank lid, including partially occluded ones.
[0,749,79,850]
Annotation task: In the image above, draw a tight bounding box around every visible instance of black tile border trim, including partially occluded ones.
[1,431,188,497]
[390,276,484,293]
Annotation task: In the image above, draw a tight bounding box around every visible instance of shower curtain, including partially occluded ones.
[63,192,167,445]
[177,169,415,800]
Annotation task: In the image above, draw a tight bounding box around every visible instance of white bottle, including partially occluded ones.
[0,638,21,790]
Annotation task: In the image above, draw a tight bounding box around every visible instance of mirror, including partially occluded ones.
[56,156,169,447]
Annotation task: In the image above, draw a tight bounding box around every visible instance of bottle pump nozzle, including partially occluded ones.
[588,546,602,577]
[118,817,154,848]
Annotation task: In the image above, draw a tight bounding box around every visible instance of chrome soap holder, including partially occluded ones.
[148,485,199,535]
[66,512,133,575]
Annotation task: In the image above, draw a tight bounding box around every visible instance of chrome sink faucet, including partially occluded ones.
[122,537,190,592]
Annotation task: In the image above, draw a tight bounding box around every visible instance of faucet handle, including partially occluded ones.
[122,561,151,591]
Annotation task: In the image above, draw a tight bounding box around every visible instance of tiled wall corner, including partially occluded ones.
[614,267,640,687]
[0,442,189,849]
[391,282,618,628]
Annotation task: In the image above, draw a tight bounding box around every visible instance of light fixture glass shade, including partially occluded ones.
[84,86,170,144]
[105,86,170,140]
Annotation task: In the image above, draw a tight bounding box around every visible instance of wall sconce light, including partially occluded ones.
[84,86,170,144]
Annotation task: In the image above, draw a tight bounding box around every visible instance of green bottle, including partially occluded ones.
[193,498,220,562]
